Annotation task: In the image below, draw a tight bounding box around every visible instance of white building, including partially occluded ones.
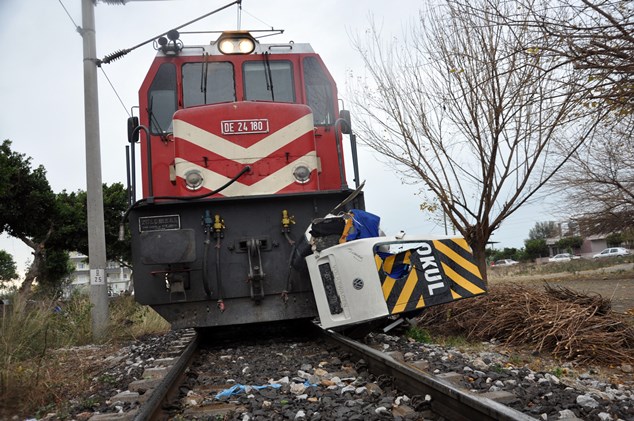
[66,252,132,296]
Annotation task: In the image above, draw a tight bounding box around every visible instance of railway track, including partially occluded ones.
[132,331,199,421]
[103,324,534,421]
[319,329,533,421]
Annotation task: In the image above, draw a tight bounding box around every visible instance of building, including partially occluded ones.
[65,252,132,297]
[545,219,624,257]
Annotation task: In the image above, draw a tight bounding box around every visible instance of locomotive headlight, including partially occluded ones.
[184,169,204,190]
[219,39,236,54]
[216,31,257,55]
[238,38,255,53]
[293,165,311,184]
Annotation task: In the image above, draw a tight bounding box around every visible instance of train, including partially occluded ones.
[124,29,487,330]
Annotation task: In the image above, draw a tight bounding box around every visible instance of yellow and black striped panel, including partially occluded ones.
[376,238,486,315]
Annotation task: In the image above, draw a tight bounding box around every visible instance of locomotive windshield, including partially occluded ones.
[243,60,295,102]
[182,61,236,107]
[148,63,177,134]
[146,55,335,135]
[303,56,334,125]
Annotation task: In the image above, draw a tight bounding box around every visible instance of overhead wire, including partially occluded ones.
[57,0,80,32]
[57,1,278,121]
[56,0,131,117]
[101,0,240,63]
[99,68,131,117]
[240,7,275,30]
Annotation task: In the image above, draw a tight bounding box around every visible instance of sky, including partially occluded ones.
[0,0,557,277]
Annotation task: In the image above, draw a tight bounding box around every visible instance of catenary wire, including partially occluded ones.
[57,0,80,32]
[240,7,275,29]
[99,67,131,118]
[56,0,130,117]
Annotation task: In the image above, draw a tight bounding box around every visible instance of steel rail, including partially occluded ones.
[133,332,200,421]
[319,328,534,421]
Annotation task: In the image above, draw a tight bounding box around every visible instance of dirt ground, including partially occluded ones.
[488,262,634,315]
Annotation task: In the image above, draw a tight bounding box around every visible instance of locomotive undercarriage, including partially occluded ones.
[129,190,362,329]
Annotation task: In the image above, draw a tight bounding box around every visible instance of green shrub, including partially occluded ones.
[406,326,433,343]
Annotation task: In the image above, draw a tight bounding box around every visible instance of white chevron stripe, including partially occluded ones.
[174,151,320,196]
[173,113,314,164]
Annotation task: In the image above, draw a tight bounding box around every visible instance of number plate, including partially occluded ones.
[221,119,269,135]
[139,215,181,232]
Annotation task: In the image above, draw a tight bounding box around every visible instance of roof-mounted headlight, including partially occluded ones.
[216,31,256,55]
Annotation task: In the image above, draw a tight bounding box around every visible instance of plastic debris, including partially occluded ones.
[215,383,282,399]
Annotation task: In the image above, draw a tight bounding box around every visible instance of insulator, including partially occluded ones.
[101,49,131,64]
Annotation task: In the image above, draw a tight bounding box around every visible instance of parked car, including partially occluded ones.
[492,259,519,267]
[549,253,581,263]
[592,247,631,259]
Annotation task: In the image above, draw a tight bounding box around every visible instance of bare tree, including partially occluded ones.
[349,0,603,279]
[496,0,634,113]
[555,115,634,236]
[495,0,634,238]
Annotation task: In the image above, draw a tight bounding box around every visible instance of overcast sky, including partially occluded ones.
[0,0,556,276]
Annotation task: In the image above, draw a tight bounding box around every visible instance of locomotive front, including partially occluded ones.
[127,31,361,329]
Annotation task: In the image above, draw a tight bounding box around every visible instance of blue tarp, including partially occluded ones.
[215,383,282,399]
[214,380,317,399]
[345,209,381,241]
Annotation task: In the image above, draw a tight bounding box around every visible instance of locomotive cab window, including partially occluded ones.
[182,61,236,107]
[303,57,335,125]
[148,63,177,135]
[243,60,294,102]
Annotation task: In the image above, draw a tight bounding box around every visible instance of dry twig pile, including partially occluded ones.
[417,283,634,365]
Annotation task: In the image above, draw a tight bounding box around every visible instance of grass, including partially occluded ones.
[488,255,634,280]
[108,294,171,340]
[551,366,568,378]
[0,291,170,417]
[405,325,485,352]
[406,326,433,343]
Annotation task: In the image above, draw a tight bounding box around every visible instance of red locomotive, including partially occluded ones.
[126,30,363,329]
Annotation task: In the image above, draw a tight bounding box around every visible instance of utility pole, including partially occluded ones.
[81,0,109,341]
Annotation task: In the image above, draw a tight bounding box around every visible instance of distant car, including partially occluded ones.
[493,259,519,267]
[593,247,631,259]
[549,253,581,263]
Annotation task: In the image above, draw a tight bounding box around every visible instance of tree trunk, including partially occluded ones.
[464,224,491,285]
[18,240,46,297]
[471,243,489,284]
